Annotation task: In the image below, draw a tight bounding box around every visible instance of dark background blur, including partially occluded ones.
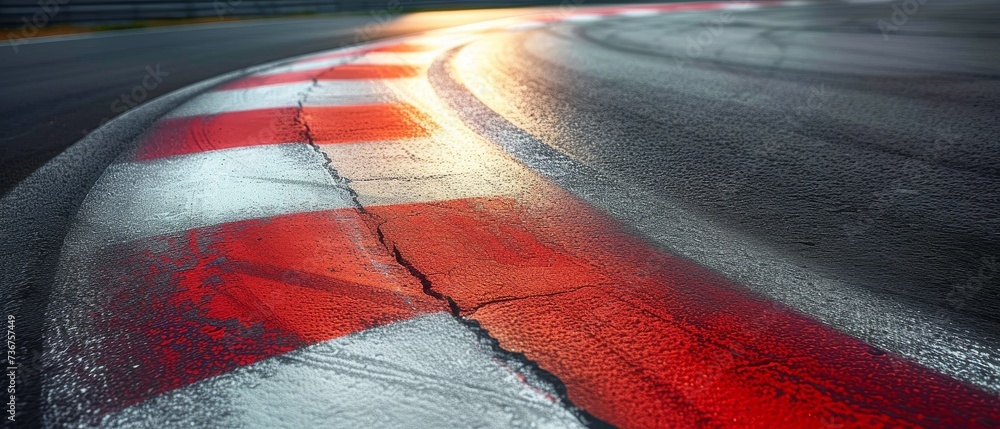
[0,0,565,26]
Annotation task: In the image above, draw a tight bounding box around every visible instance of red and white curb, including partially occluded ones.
[43,2,1000,428]
[102,314,585,428]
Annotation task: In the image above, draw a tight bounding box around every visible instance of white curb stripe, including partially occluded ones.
[616,9,661,17]
[260,52,441,75]
[563,14,604,22]
[76,135,521,247]
[101,314,587,429]
[320,137,523,207]
[165,79,407,118]
[73,144,354,245]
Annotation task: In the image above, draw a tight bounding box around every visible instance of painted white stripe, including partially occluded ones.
[349,173,519,207]
[563,14,604,22]
[258,55,357,75]
[615,9,661,17]
[351,51,441,66]
[260,52,440,75]
[320,138,524,207]
[401,34,477,47]
[291,46,370,63]
[166,79,408,118]
[72,144,353,245]
[100,314,587,429]
[505,22,549,31]
[321,138,482,181]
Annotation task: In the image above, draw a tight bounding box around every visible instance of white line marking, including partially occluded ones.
[320,138,525,207]
[261,52,437,75]
[505,22,549,31]
[616,9,661,17]
[99,314,587,429]
[166,79,407,118]
[563,14,605,22]
[722,3,761,10]
[73,144,353,245]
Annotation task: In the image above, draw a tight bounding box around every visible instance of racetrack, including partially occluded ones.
[0,8,544,196]
[3,1,999,427]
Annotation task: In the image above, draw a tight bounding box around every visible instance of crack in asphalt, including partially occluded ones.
[295,75,610,428]
[466,285,598,315]
[389,245,462,315]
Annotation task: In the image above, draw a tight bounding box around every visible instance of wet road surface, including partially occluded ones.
[4,1,1000,427]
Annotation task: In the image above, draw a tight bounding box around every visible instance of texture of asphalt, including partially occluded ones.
[0,9,544,426]
[0,9,541,196]
[458,0,1000,335]
[3,0,999,425]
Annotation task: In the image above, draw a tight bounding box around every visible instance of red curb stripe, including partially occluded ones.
[84,209,444,415]
[135,104,430,160]
[317,64,420,80]
[136,107,304,161]
[369,43,438,53]
[304,104,433,144]
[367,189,1000,428]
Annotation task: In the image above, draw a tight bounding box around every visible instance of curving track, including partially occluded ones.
[6,1,1000,427]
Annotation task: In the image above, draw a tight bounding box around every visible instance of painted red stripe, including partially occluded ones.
[135,104,429,160]
[303,104,432,144]
[367,187,1000,428]
[219,65,418,90]
[368,43,436,53]
[83,209,444,415]
[316,64,419,79]
[135,107,304,161]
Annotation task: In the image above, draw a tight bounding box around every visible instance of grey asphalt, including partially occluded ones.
[3,0,999,424]
[0,10,545,427]
[453,0,1000,334]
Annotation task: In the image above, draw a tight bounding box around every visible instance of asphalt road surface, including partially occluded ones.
[0,9,542,196]
[458,0,1000,335]
[3,0,999,427]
